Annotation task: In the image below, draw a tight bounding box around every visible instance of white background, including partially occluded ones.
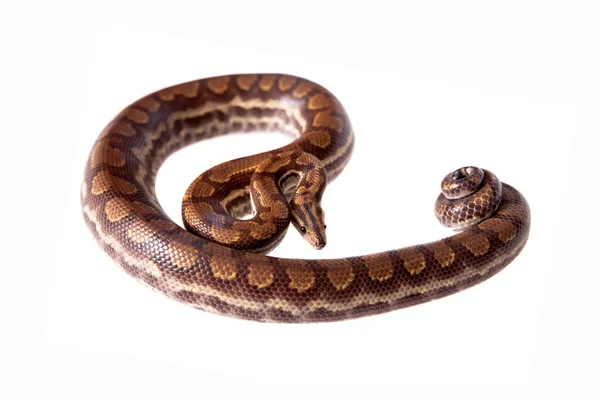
[2,1,599,398]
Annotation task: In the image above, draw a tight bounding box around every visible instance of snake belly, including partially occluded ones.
[81,74,530,323]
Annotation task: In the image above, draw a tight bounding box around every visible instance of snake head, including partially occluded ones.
[290,203,327,250]
[288,157,328,250]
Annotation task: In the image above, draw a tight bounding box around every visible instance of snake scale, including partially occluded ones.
[82,74,530,323]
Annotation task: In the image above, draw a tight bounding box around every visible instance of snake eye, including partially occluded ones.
[300,226,307,234]
[324,225,327,229]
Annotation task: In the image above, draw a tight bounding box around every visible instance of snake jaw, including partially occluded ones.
[301,225,327,250]
[308,227,327,250]
[313,239,326,250]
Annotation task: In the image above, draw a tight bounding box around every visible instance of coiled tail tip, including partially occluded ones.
[435,166,502,230]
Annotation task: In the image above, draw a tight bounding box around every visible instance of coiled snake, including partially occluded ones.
[82,74,530,323]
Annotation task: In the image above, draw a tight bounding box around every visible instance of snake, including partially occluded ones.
[81,74,530,323]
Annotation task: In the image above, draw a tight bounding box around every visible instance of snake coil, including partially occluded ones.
[82,74,530,323]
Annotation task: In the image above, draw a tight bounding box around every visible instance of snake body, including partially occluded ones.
[82,74,530,323]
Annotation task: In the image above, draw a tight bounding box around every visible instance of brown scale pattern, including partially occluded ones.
[181,151,326,253]
[81,74,530,323]
[435,169,503,230]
